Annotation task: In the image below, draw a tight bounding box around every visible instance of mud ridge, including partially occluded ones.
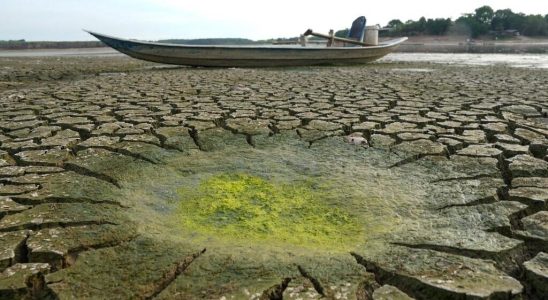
[63,163,121,188]
[0,220,118,233]
[437,195,499,210]
[297,265,325,296]
[143,248,206,299]
[391,242,525,275]
[11,195,126,208]
[259,277,292,300]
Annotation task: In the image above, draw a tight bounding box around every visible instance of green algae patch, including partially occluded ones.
[177,173,363,250]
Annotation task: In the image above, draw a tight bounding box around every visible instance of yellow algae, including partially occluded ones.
[176,173,363,250]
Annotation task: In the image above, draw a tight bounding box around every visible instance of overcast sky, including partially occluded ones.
[1,0,546,41]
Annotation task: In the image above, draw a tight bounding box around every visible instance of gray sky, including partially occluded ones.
[1,0,546,41]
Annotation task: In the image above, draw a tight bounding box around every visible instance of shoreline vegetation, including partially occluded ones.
[2,5,547,53]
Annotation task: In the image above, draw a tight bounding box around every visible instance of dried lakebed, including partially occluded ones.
[0,57,547,299]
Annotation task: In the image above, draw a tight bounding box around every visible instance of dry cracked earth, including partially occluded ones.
[0,56,547,299]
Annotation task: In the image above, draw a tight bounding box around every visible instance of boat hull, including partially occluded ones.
[87,31,407,67]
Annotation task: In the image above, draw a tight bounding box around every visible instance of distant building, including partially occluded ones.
[504,29,520,36]
[489,29,520,37]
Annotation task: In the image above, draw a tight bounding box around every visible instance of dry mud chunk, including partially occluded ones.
[196,128,248,151]
[391,229,522,257]
[523,252,548,298]
[509,187,548,209]
[514,128,545,143]
[276,119,301,130]
[391,139,447,158]
[22,126,60,140]
[0,263,50,299]
[494,134,520,144]
[379,122,419,134]
[457,144,502,158]
[77,135,120,149]
[154,249,295,299]
[0,198,29,218]
[253,131,306,149]
[27,223,137,270]
[15,148,72,167]
[291,258,371,300]
[155,126,198,152]
[40,129,81,148]
[438,155,500,179]
[183,120,216,131]
[0,166,26,177]
[372,285,414,300]
[156,249,367,300]
[225,118,272,135]
[512,177,548,188]
[437,201,527,232]
[54,116,90,126]
[122,134,161,145]
[92,122,121,135]
[403,139,449,155]
[66,147,135,182]
[9,171,122,205]
[516,211,548,243]
[501,105,541,117]
[353,247,522,299]
[369,134,396,149]
[47,238,203,299]
[428,177,505,208]
[0,150,16,167]
[481,122,508,134]
[398,115,433,125]
[116,127,144,135]
[397,132,432,141]
[0,120,43,131]
[495,143,529,157]
[390,229,523,273]
[0,203,122,232]
[353,121,380,132]
[0,231,28,272]
[529,139,548,158]
[462,130,487,143]
[283,276,322,299]
[507,154,548,178]
[297,128,343,143]
[305,120,342,132]
[114,141,171,164]
[0,184,39,196]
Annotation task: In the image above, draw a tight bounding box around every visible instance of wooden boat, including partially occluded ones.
[86,20,407,67]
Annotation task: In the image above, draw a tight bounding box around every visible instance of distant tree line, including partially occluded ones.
[383,6,548,38]
[0,40,103,50]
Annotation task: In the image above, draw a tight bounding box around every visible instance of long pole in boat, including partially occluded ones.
[303,29,375,47]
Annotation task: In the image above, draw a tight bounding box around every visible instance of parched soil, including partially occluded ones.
[0,57,547,299]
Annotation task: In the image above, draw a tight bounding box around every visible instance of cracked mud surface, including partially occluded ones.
[0,56,547,299]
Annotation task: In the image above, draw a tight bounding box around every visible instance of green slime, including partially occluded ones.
[177,173,363,250]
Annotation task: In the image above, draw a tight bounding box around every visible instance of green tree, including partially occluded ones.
[335,28,349,38]
[387,19,403,28]
[492,9,514,30]
[522,15,548,35]
[425,18,452,35]
[418,17,427,32]
[475,5,494,24]
[456,14,488,38]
